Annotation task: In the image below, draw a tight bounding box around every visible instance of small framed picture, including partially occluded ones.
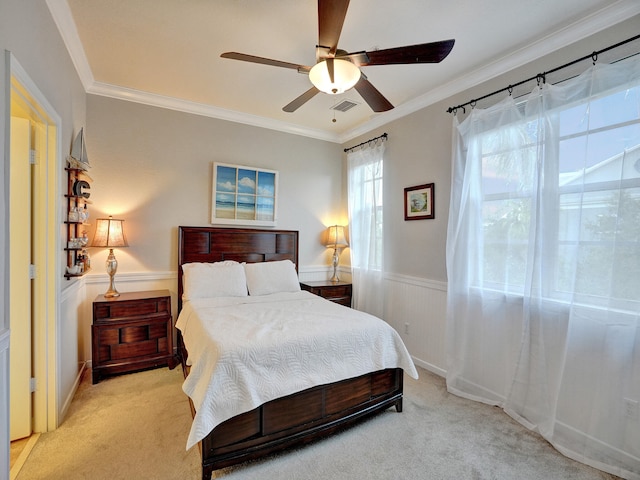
[404,183,434,220]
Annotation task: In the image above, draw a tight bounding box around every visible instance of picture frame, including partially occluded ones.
[212,162,278,226]
[404,183,434,220]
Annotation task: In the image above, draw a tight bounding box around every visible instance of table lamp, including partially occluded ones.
[91,216,128,297]
[324,225,348,283]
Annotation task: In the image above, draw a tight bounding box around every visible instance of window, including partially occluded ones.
[355,159,383,270]
[347,141,385,316]
[480,85,640,304]
[448,56,640,478]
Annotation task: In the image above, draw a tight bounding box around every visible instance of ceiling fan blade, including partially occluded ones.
[318,0,350,56]
[221,52,310,71]
[326,58,335,84]
[356,39,455,66]
[283,87,320,112]
[354,76,393,112]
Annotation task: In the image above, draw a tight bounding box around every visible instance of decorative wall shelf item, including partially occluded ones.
[404,183,434,220]
[211,162,278,226]
[64,128,92,279]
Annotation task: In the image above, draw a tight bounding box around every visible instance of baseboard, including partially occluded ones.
[412,356,446,378]
[59,361,86,424]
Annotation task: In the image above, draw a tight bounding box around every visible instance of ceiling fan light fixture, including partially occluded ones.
[309,59,361,95]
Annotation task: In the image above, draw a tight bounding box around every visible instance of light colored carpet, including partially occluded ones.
[16,366,619,480]
[16,367,201,480]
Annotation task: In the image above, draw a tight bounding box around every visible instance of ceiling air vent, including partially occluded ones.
[331,100,359,112]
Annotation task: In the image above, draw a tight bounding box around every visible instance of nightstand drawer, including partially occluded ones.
[314,285,351,298]
[111,339,162,361]
[94,296,170,322]
[94,316,172,363]
[300,281,352,307]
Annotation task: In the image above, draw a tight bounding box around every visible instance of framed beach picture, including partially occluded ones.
[212,163,278,226]
[404,183,434,220]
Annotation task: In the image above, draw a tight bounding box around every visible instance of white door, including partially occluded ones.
[9,116,33,441]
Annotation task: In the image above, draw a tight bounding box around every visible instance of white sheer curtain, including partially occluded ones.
[347,141,385,317]
[447,55,640,479]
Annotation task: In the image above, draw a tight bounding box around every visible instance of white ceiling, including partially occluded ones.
[48,0,640,143]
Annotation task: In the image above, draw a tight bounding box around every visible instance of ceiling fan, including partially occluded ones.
[221,0,454,113]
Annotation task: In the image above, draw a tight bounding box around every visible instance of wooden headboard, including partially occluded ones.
[177,226,299,312]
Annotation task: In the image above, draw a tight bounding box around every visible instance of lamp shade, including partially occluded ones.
[91,216,128,248]
[324,225,348,249]
[309,59,361,95]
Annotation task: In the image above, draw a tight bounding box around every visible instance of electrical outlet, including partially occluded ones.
[404,323,410,335]
[623,398,639,420]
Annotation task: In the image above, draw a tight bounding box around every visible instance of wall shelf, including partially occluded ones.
[64,167,92,279]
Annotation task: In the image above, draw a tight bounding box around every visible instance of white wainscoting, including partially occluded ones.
[383,273,448,377]
[298,265,351,284]
[59,280,87,422]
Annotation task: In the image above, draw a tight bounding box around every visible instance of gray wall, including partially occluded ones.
[85,95,345,274]
[344,15,640,285]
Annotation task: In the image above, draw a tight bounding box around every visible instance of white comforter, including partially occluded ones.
[176,290,418,450]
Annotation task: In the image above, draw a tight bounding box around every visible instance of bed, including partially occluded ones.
[176,226,418,480]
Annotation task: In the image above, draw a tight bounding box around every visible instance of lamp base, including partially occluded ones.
[104,248,120,297]
[330,248,340,283]
[103,288,120,298]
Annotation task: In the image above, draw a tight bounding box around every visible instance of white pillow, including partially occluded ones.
[182,261,247,300]
[244,259,301,296]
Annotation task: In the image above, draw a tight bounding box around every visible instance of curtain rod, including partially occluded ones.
[447,33,640,114]
[344,133,388,153]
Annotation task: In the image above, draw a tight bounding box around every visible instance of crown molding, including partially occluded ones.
[48,0,639,145]
[87,81,340,143]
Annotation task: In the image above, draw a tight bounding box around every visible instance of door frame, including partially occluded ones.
[8,52,62,433]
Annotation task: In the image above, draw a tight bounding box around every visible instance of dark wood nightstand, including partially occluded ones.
[300,280,352,307]
[91,289,177,384]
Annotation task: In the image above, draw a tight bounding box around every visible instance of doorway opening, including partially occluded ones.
[8,53,61,448]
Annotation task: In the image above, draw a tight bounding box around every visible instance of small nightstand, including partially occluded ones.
[91,289,177,384]
[300,280,352,307]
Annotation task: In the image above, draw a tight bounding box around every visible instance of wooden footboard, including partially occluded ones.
[199,367,403,480]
